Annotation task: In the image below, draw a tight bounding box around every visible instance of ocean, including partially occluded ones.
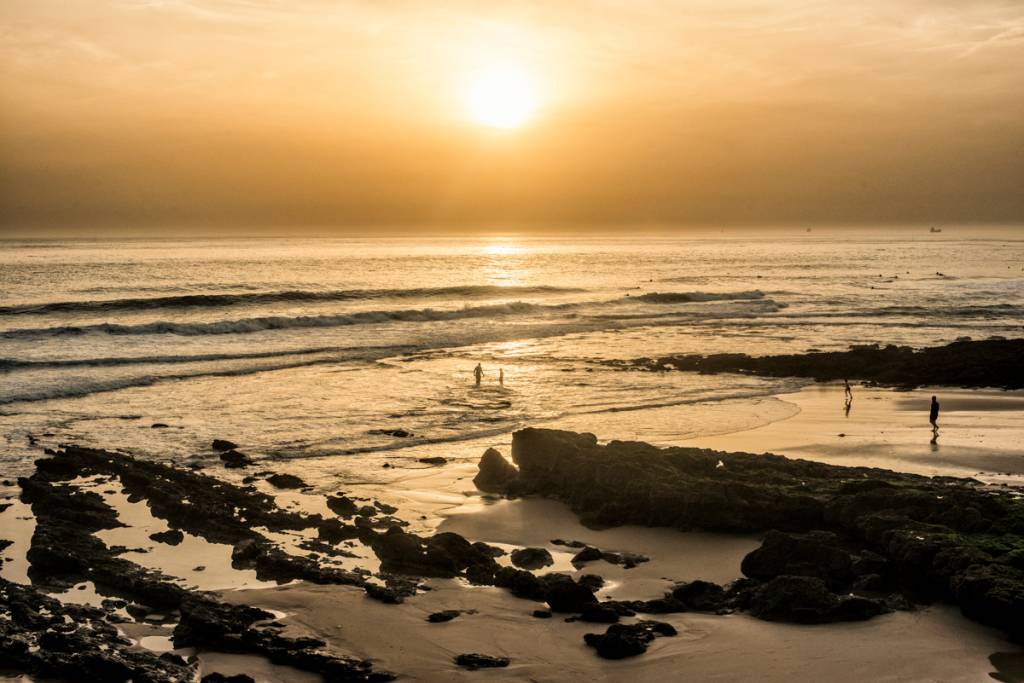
[2,232,1022,479]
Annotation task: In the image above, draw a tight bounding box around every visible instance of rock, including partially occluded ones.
[219,450,252,468]
[672,580,727,612]
[149,529,184,546]
[418,457,447,465]
[577,574,605,592]
[583,621,677,659]
[532,609,552,618]
[266,473,307,489]
[571,546,602,565]
[369,428,414,438]
[545,578,598,613]
[370,527,499,579]
[364,583,405,604]
[473,447,519,493]
[427,610,461,623]
[151,423,169,429]
[374,501,399,514]
[201,675,256,683]
[211,439,239,452]
[326,494,359,517]
[622,339,1024,390]
[741,530,854,589]
[454,654,510,670]
[510,547,553,570]
[745,576,889,624]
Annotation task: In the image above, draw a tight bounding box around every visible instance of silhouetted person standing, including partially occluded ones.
[499,368,504,386]
[843,379,853,417]
[473,363,484,387]
[929,395,940,443]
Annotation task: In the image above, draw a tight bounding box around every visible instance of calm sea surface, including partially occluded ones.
[2,232,1022,478]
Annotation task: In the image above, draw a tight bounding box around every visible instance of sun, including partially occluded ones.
[465,67,538,129]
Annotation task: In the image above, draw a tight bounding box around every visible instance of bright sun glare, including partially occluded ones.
[466,67,537,129]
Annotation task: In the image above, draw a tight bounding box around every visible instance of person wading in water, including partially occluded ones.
[473,363,484,387]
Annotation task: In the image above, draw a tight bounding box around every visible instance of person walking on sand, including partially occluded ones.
[929,395,940,436]
[473,363,484,387]
[844,379,853,402]
[499,368,505,386]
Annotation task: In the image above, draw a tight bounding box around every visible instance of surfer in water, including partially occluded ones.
[473,363,484,387]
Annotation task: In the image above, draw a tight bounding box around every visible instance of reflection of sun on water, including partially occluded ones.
[480,241,528,286]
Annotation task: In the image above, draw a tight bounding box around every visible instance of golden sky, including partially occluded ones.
[1,0,1022,233]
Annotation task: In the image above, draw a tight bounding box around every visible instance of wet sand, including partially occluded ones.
[685,385,1024,483]
[3,383,1023,682]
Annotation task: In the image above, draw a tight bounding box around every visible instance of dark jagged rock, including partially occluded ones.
[510,547,553,570]
[370,527,499,579]
[211,439,239,452]
[672,580,727,612]
[266,473,307,489]
[532,609,552,618]
[220,450,252,468]
[149,529,185,546]
[506,428,1024,640]
[454,654,510,670]
[0,577,196,682]
[583,621,677,659]
[418,457,447,465]
[571,546,602,564]
[545,577,598,613]
[327,494,360,517]
[427,610,461,623]
[616,338,1024,390]
[473,447,519,493]
[744,576,890,624]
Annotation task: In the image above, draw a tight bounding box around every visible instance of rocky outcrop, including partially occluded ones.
[0,577,196,682]
[472,447,519,493]
[613,338,1024,390]
[13,447,395,681]
[496,428,1024,641]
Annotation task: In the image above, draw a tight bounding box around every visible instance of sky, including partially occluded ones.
[1,0,1023,234]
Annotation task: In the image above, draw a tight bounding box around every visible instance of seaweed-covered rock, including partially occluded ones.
[741,530,854,588]
[507,428,1024,640]
[745,576,889,624]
